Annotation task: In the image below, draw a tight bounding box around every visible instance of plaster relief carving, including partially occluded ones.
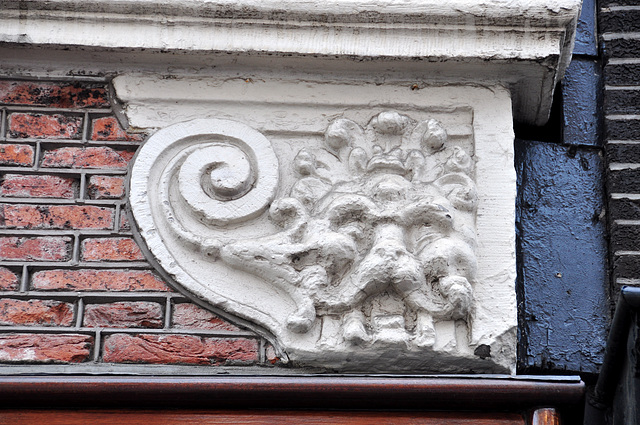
[130,112,513,373]
[213,112,476,344]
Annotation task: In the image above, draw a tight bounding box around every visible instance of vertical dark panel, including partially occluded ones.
[611,320,640,425]
[516,139,608,373]
[562,58,602,147]
[574,0,597,56]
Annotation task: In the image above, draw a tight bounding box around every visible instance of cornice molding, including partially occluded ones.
[0,0,580,61]
[0,0,580,124]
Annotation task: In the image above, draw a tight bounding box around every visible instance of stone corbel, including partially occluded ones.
[4,0,580,373]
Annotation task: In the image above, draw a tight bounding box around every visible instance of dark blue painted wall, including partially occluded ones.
[574,0,597,56]
[562,59,602,148]
[516,0,609,374]
[516,140,608,373]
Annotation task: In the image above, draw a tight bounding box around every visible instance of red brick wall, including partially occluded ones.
[0,79,276,368]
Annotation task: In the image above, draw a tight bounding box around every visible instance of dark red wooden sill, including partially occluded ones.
[0,375,584,410]
[0,410,530,425]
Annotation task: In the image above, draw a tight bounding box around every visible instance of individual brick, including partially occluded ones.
[31,269,171,291]
[608,168,640,193]
[0,144,34,167]
[606,143,640,164]
[0,237,71,262]
[84,301,163,328]
[91,117,144,142]
[0,268,19,290]
[8,113,82,139]
[605,90,640,115]
[87,175,125,199]
[265,343,280,365]
[119,211,131,231]
[0,174,76,199]
[0,81,109,108]
[599,9,640,33]
[41,147,131,169]
[603,38,640,59]
[611,223,640,252]
[117,150,136,162]
[606,119,640,141]
[102,334,259,365]
[609,198,640,221]
[0,299,74,326]
[0,205,113,230]
[172,303,241,331]
[81,238,144,261]
[600,0,637,6]
[604,64,640,87]
[613,254,640,281]
[0,334,92,363]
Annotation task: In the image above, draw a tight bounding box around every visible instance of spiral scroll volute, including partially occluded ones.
[131,119,280,253]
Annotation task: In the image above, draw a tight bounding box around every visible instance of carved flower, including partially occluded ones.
[445,146,473,174]
[325,118,363,151]
[370,111,411,135]
[419,119,447,152]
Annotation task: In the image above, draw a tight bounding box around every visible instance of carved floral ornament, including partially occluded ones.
[130,112,513,373]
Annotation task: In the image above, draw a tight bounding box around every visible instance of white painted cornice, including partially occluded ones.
[0,0,581,124]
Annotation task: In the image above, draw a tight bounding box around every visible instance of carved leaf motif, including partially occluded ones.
[200,112,478,347]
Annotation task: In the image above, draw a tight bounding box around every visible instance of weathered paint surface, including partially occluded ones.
[516,139,608,373]
[574,0,597,56]
[562,58,601,147]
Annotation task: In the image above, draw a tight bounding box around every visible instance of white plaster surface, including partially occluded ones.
[125,78,517,373]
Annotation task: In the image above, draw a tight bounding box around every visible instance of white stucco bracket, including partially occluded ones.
[125,80,518,373]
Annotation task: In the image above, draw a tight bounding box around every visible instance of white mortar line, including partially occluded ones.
[616,278,640,285]
[606,114,640,120]
[607,58,640,65]
[610,163,640,170]
[604,5,640,11]
[611,193,640,200]
[603,33,640,40]
[615,220,640,225]
[606,85,640,91]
